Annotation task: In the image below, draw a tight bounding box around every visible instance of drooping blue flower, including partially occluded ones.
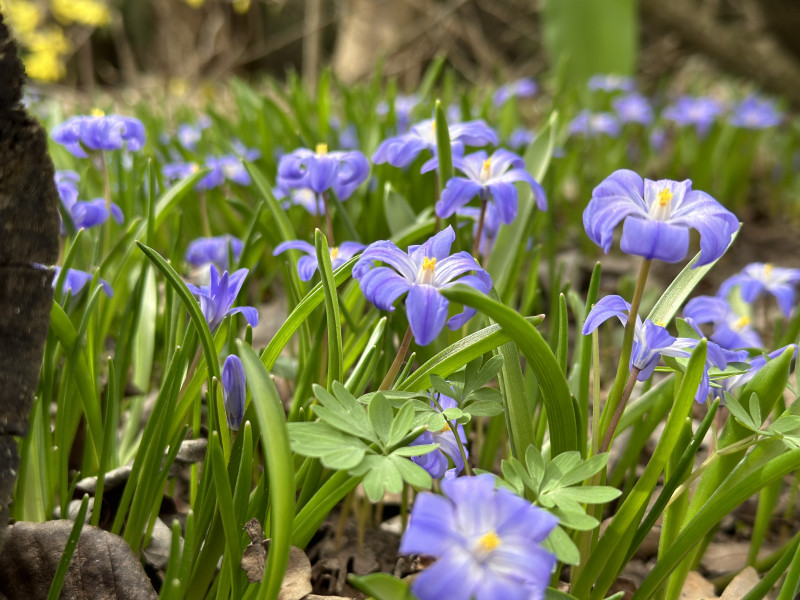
[51,266,113,297]
[371,118,498,172]
[729,96,781,129]
[717,262,800,317]
[55,171,124,230]
[583,295,695,381]
[588,74,635,93]
[583,169,738,266]
[186,265,259,332]
[353,226,492,346]
[695,339,748,403]
[663,96,723,136]
[273,240,365,281]
[567,111,621,138]
[493,78,538,107]
[399,474,557,600]
[435,149,546,225]
[222,354,247,430]
[53,113,146,158]
[278,144,369,200]
[410,394,468,479]
[613,93,653,125]
[683,296,762,350]
[185,235,244,270]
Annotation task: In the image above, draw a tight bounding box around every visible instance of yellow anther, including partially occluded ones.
[440,421,452,432]
[190,163,199,172]
[91,107,105,117]
[330,247,340,260]
[477,530,501,553]
[422,257,437,273]
[734,316,750,330]
[316,143,328,155]
[654,320,666,327]
[480,158,492,182]
[657,187,673,207]
[764,263,773,277]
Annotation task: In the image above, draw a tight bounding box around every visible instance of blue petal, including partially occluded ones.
[223,355,247,430]
[433,252,484,285]
[297,256,319,281]
[398,492,457,555]
[226,306,260,328]
[619,217,689,262]
[670,190,739,267]
[274,240,315,257]
[406,285,449,346]
[582,295,631,334]
[410,226,456,263]
[358,267,411,310]
[436,178,483,219]
[353,240,417,281]
[487,181,518,224]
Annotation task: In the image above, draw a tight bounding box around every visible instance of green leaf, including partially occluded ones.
[348,573,415,600]
[464,401,505,417]
[770,415,800,435]
[383,183,418,234]
[369,393,394,447]
[288,422,370,470]
[315,230,343,387]
[440,285,578,455]
[725,395,757,431]
[560,453,610,487]
[391,455,434,490]
[359,456,403,502]
[552,507,600,531]
[542,451,582,493]
[525,445,546,489]
[391,444,438,457]
[429,374,456,399]
[313,383,375,441]
[236,341,295,600]
[550,485,622,504]
[47,495,89,600]
[434,100,453,185]
[543,525,581,565]
[748,392,762,428]
[388,401,416,447]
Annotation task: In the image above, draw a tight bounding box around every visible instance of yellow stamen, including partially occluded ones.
[91,107,105,117]
[657,187,673,207]
[316,143,328,155]
[654,320,666,327]
[330,247,340,260]
[734,316,750,330]
[477,530,501,553]
[440,421,451,432]
[480,158,492,182]
[422,257,436,273]
[764,263,773,277]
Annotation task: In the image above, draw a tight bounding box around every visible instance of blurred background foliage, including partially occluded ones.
[2,0,800,108]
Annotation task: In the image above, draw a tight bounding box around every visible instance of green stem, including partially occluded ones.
[600,367,640,453]
[431,395,471,476]
[599,258,651,437]
[322,191,334,246]
[473,197,488,259]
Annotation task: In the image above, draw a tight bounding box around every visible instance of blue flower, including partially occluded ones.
[695,340,748,403]
[399,474,557,600]
[372,118,498,172]
[163,161,200,183]
[278,144,369,200]
[197,155,252,190]
[663,96,723,136]
[717,262,800,317]
[588,74,635,93]
[53,113,146,158]
[176,122,206,150]
[567,111,621,138]
[185,235,244,270]
[583,169,738,266]
[353,226,492,346]
[729,96,781,129]
[613,93,653,125]
[222,354,247,430]
[436,149,546,224]
[410,394,467,479]
[51,266,113,297]
[273,240,365,281]
[683,296,762,350]
[377,95,420,134]
[186,266,259,332]
[55,171,124,230]
[718,345,797,397]
[583,295,695,381]
[493,78,538,107]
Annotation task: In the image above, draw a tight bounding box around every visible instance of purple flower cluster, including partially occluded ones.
[278,144,369,200]
[185,235,244,271]
[186,265,259,332]
[493,78,538,107]
[567,111,621,138]
[409,394,468,479]
[53,113,146,157]
[55,171,124,231]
